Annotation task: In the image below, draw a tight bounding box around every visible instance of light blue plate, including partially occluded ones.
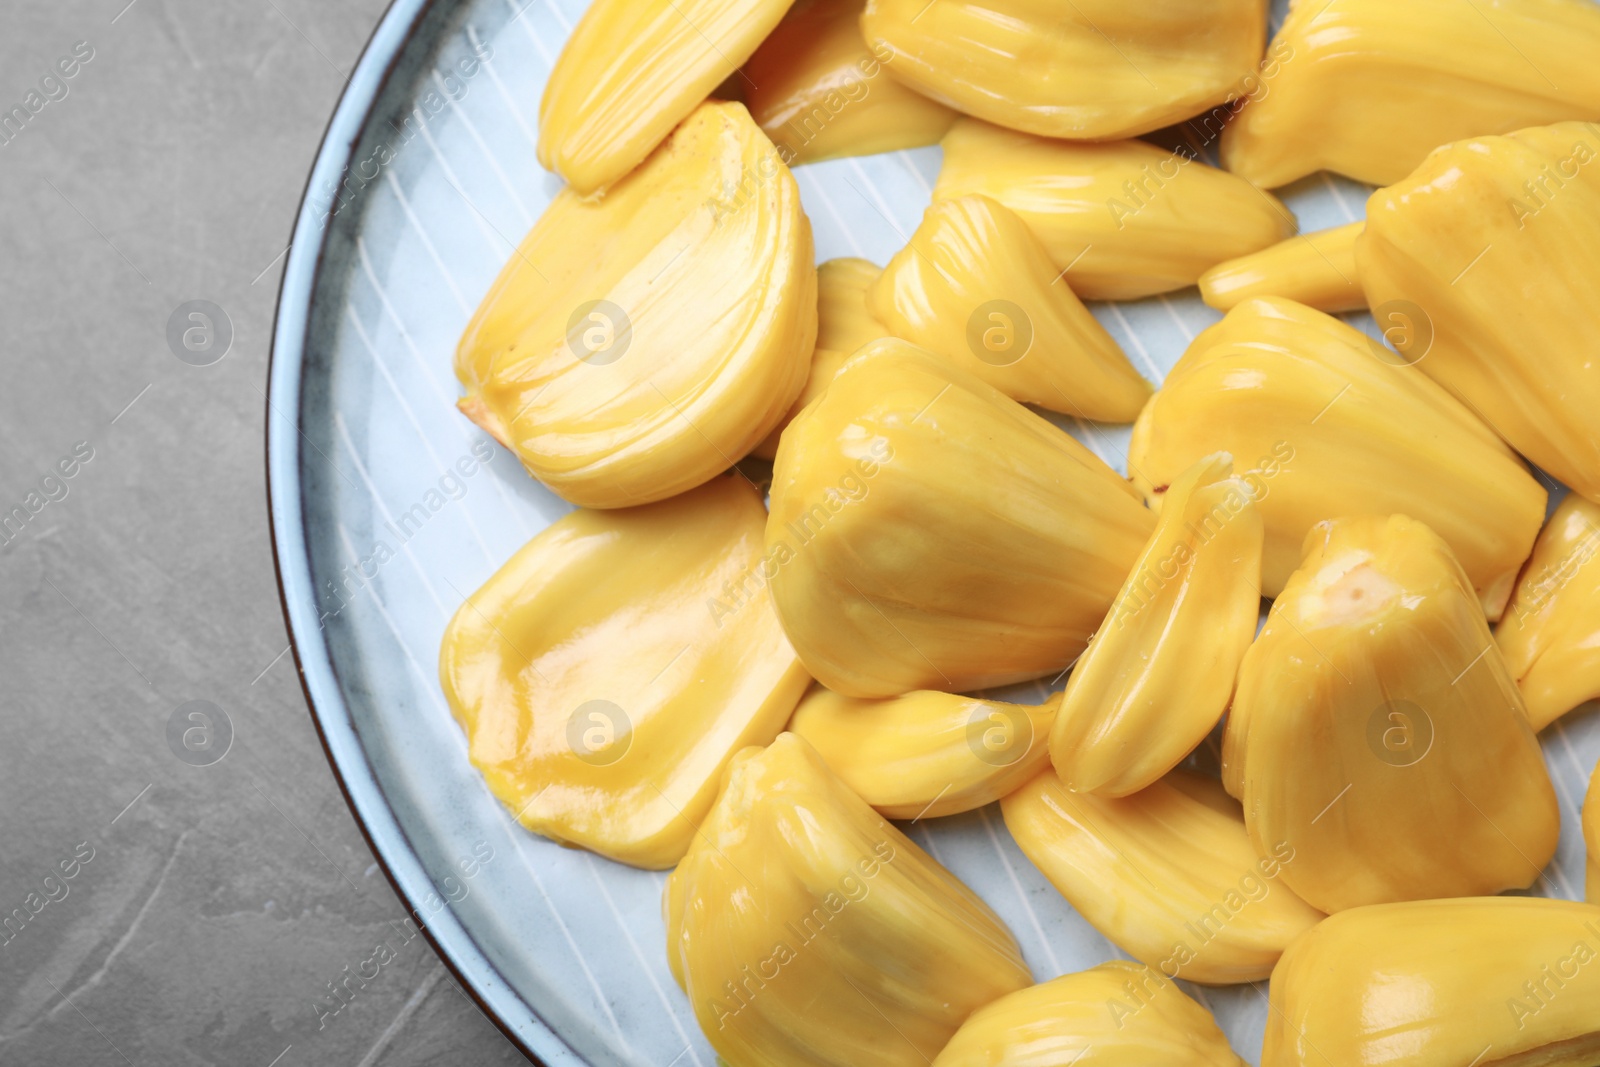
[267,0,1600,1062]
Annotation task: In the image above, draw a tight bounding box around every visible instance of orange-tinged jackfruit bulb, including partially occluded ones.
[1497,494,1600,730]
[1129,297,1545,618]
[439,476,810,869]
[1587,766,1600,905]
[754,257,888,460]
[867,195,1152,422]
[860,0,1267,141]
[456,102,816,508]
[767,337,1154,697]
[1230,514,1560,913]
[665,733,1032,1066]
[934,119,1295,300]
[932,962,1247,1067]
[1051,454,1262,797]
[1198,221,1365,313]
[1002,770,1323,985]
[1360,122,1600,504]
[1263,897,1600,1066]
[1221,0,1600,189]
[788,686,1057,819]
[538,0,793,193]
[744,0,955,164]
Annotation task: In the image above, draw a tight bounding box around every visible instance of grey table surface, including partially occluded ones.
[0,2,528,1064]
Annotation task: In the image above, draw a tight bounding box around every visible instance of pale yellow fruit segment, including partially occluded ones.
[788,686,1057,818]
[1128,297,1545,618]
[438,476,811,869]
[1497,494,1600,730]
[1002,769,1323,985]
[1263,897,1600,1066]
[1051,453,1262,797]
[1198,221,1365,313]
[934,119,1295,300]
[860,0,1267,141]
[744,0,955,164]
[1222,0,1600,188]
[932,961,1246,1067]
[1231,514,1559,913]
[767,337,1153,697]
[754,257,888,460]
[664,733,1032,1067]
[1360,121,1600,505]
[538,0,793,193]
[456,102,816,509]
[868,195,1152,421]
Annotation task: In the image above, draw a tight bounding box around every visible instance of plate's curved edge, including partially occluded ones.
[264,2,579,1064]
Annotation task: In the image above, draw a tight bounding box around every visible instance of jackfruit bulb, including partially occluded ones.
[934,118,1295,300]
[1051,453,1263,797]
[1360,121,1600,505]
[932,961,1247,1067]
[439,475,811,869]
[789,686,1058,819]
[1264,897,1600,1066]
[457,101,816,508]
[1128,296,1545,618]
[767,337,1154,697]
[744,0,956,164]
[1198,221,1366,313]
[754,257,889,460]
[1230,514,1560,913]
[539,0,795,192]
[1497,493,1600,731]
[665,733,1032,1066]
[860,0,1267,141]
[868,194,1151,422]
[1221,0,1600,188]
[1587,764,1600,906]
[1002,769,1323,985]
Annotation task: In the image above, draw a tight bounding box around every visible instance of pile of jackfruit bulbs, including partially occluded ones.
[436,0,1600,1061]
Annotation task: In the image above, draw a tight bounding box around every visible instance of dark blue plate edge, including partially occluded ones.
[264,1,575,1063]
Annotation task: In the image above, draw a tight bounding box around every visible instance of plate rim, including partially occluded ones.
[264,1,572,1062]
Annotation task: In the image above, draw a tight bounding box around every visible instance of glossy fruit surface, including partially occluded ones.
[458,102,815,508]
[935,119,1295,300]
[768,337,1153,696]
[665,733,1032,1066]
[440,476,810,868]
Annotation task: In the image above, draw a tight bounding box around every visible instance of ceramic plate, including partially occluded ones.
[267,0,1600,1062]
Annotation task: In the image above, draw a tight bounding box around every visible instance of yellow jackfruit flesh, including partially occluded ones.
[1198,221,1366,313]
[1360,121,1600,504]
[867,195,1152,421]
[456,102,816,508]
[1229,514,1560,913]
[934,119,1296,300]
[1263,897,1600,1066]
[767,337,1154,697]
[1221,0,1600,189]
[1002,769,1323,984]
[1497,494,1600,730]
[744,0,955,164]
[754,257,889,461]
[665,733,1032,1066]
[860,0,1267,141]
[1587,766,1600,905]
[1129,297,1545,618]
[788,686,1057,819]
[1051,454,1263,797]
[538,0,793,192]
[439,476,810,869]
[932,961,1246,1067]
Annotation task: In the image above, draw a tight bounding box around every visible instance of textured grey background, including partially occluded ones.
[0,2,526,1064]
